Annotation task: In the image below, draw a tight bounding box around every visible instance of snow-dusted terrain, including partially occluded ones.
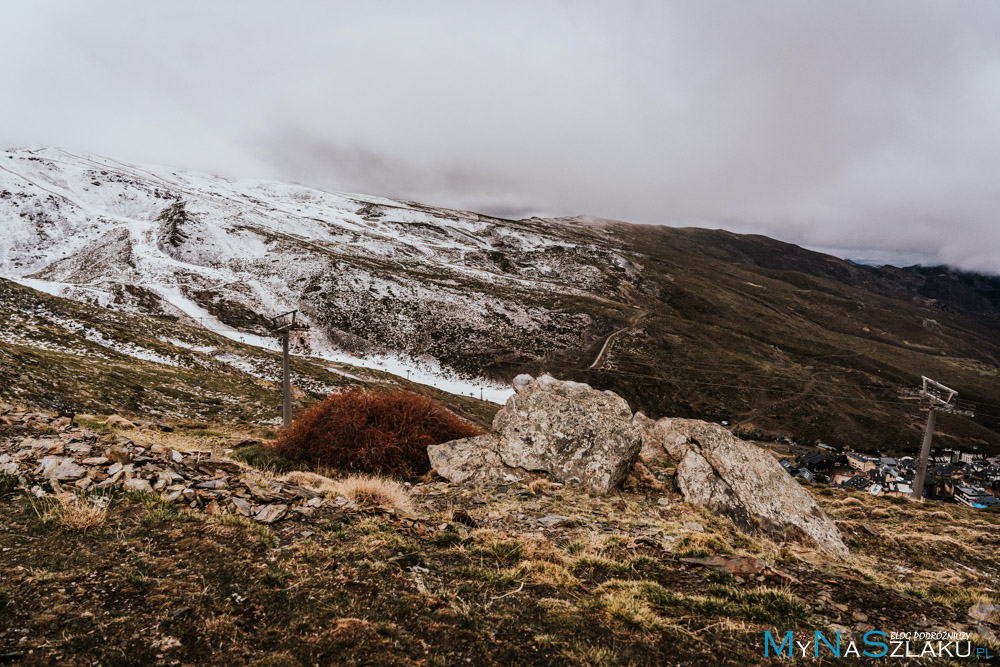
[1,148,640,402]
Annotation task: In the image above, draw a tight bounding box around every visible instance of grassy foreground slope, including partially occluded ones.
[2,417,999,666]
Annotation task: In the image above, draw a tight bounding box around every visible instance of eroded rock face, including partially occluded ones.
[659,418,849,559]
[428,374,641,493]
[426,434,521,485]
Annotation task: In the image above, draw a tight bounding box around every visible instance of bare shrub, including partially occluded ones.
[271,388,481,477]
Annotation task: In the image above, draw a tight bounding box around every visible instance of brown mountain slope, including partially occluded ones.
[547,223,1000,455]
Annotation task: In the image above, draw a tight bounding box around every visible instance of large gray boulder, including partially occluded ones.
[428,374,642,493]
[650,418,849,559]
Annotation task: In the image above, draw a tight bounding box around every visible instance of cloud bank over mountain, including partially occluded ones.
[3,1,999,271]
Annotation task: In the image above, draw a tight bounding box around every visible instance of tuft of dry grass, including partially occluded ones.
[41,493,108,531]
[282,470,339,495]
[529,561,579,588]
[333,474,416,516]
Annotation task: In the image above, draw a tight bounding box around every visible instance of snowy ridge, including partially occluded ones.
[1,147,641,402]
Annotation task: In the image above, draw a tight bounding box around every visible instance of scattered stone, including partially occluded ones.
[134,420,174,433]
[36,456,87,480]
[255,504,287,523]
[107,444,132,464]
[105,415,136,429]
[859,523,881,537]
[230,497,253,516]
[451,509,478,527]
[427,434,515,485]
[537,515,576,528]
[683,521,704,532]
[852,611,869,623]
[0,410,329,524]
[195,480,228,490]
[123,478,153,493]
[679,555,767,575]
[968,601,1000,623]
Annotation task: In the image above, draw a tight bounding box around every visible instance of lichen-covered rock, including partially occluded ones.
[427,434,522,485]
[661,418,849,558]
[634,415,691,460]
[429,374,641,493]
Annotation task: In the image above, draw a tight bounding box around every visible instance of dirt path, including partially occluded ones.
[588,308,647,369]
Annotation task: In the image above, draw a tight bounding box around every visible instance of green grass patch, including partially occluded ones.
[129,491,203,526]
[260,562,293,588]
[231,444,297,473]
[673,533,733,558]
[468,539,525,565]
[569,555,655,575]
[704,569,738,585]
[318,519,349,539]
[594,579,811,630]
[0,473,19,500]
[211,513,277,548]
[430,530,466,548]
[456,564,530,592]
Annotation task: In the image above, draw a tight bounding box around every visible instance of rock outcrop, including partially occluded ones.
[431,374,848,557]
[647,418,850,559]
[428,374,642,493]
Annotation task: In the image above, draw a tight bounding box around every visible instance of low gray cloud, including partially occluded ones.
[2,1,999,271]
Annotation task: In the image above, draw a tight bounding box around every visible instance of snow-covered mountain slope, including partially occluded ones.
[0,277,498,426]
[0,147,640,395]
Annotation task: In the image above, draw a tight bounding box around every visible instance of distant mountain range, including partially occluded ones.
[3,147,999,453]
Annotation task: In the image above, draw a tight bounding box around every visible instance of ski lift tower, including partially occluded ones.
[910,376,975,501]
[270,310,309,428]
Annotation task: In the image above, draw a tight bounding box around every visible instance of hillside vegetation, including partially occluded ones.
[2,413,999,665]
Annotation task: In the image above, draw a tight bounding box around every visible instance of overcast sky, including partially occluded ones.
[3,1,1000,272]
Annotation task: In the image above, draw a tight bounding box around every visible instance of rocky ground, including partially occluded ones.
[3,407,1000,665]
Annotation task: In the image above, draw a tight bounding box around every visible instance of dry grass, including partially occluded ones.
[906,585,1000,611]
[241,467,280,488]
[282,470,339,495]
[38,493,108,531]
[672,532,734,558]
[529,561,579,588]
[598,585,672,632]
[280,471,416,515]
[333,474,416,516]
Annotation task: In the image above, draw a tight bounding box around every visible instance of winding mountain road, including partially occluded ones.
[588,308,648,369]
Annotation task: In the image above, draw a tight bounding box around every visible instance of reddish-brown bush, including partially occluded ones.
[270,388,482,477]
